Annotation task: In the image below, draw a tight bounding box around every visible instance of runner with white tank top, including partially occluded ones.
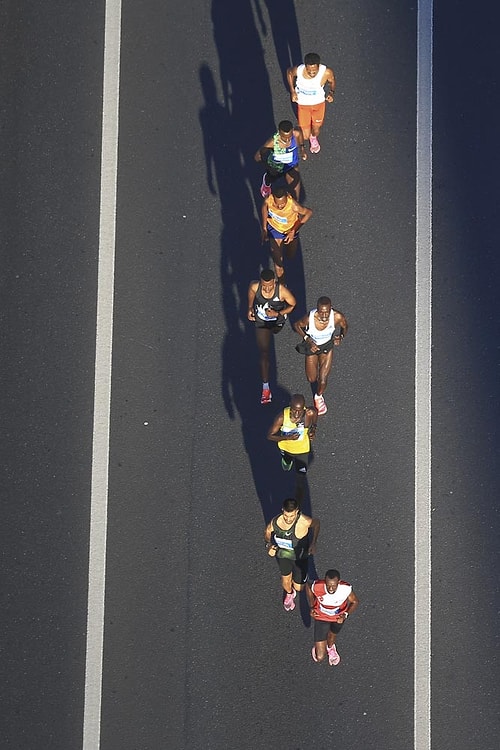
[287,52,336,153]
[293,296,348,415]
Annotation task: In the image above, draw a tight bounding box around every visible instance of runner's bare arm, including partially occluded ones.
[285,202,312,243]
[334,310,348,340]
[286,66,298,100]
[261,201,270,243]
[280,285,297,315]
[247,282,258,321]
[306,581,316,610]
[293,314,310,338]
[293,127,307,161]
[264,521,273,543]
[307,517,320,554]
[267,413,285,442]
[324,67,336,102]
[305,409,318,441]
[295,202,313,224]
[340,590,360,621]
[254,136,274,161]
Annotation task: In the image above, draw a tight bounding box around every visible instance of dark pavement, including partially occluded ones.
[1,1,498,748]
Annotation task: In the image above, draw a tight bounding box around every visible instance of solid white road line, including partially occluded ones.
[83,1,122,748]
[415,2,433,750]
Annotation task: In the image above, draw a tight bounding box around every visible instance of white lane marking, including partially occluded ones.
[83,1,122,748]
[415,2,433,750]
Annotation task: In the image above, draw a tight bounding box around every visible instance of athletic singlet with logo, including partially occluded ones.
[271,132,299,167]
[254,280,286,323]
[295,64,327,105]
[306,308,335,346]
[272,511,309,559]
[266,194,297,233]
[278,407,310,454]
[311,580,352,620]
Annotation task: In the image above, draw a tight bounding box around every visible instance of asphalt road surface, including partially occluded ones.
[2,1,498,749]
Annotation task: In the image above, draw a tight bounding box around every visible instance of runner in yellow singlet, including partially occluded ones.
[267,393,317,503]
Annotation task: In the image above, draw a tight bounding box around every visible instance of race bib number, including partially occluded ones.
[274,536,293,549]
[274,151,294,164]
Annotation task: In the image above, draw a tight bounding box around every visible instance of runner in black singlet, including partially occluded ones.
[264,497,320,612]
[247,268,296,404]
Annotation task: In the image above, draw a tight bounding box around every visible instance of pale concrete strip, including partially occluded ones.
[82,1,122,747]
[415,2,433,750]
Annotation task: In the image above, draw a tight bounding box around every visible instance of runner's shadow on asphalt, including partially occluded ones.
[205,0,327,638]
[202,5,310,523]
[295,554,320,628]
[280,239,307,323]
[252,0,302,89]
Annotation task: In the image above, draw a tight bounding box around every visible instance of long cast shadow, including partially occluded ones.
[253,0,302,88]
[204,1,313,523]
